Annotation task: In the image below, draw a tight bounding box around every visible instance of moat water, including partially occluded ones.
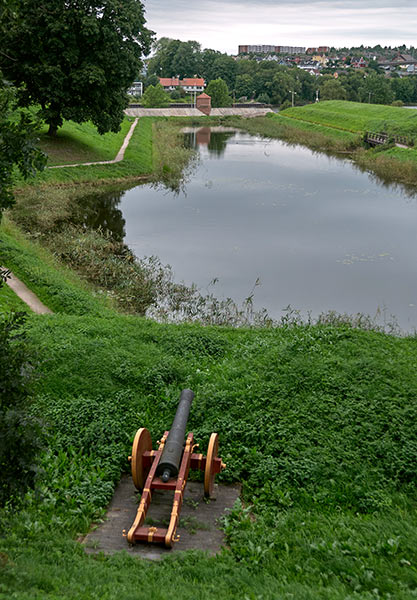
[84,128,417,331]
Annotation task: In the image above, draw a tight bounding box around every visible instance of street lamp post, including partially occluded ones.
[289,90,297,107]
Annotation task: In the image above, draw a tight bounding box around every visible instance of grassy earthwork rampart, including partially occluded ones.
[1,105,417,599]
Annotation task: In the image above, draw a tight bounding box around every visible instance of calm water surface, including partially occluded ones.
[117,129,417,331]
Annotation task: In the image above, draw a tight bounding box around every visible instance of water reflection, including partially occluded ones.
[70,190,126,241]
[184,127,236,158]
[117,129,417,332]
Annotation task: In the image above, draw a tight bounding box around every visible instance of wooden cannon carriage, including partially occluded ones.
[125,389,226,548]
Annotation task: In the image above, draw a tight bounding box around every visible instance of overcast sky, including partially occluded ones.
[143,0,417,55]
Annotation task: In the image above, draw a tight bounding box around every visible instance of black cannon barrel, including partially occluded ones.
[157,389,194,482]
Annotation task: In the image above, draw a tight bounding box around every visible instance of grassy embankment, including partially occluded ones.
[1,107,416,598]
[23,115,153,186]
[2,115,201,316]
[232,101,417,188]
[1,227,417,599]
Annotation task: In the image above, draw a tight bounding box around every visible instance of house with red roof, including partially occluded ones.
[351,57,367,69]
[159,77,205,93]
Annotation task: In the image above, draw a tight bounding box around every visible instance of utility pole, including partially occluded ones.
[368,91,372,103]
[289,90,297,107]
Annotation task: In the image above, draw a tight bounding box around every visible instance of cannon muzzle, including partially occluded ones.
[157,389,194,482]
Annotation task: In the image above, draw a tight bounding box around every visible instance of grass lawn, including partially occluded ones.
[0,223,417,599]
[15,116,154,187]
[38,118,134,166]
[228,113,361,154]
[281,100,417,140]
[0,280,29,313]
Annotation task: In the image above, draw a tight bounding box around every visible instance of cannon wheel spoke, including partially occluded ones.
[131,427,152,491]
[204,433,219,497]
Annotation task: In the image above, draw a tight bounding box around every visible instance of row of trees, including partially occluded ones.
[144,38,417,108]
[147,38,238,90]
[319,72,417,105]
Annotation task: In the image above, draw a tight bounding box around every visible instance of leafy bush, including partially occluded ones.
[0,313,44,505]
[257,93,271,104]
[141,83,170,108]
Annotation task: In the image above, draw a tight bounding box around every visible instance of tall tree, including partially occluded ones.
[358,72,394,104]
[0,0,153,135]
[211,55,237,90]
[205,78,232,107]
[171,42,201,79]
[200,48,222,81]
[320,78,347,100]
[235,74,254,99]
[0,77,45,220]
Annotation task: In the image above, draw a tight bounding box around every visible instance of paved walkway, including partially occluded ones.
[3,270,53,314]
[49,118,139,169]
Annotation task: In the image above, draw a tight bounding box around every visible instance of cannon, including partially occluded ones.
[125,389,226,548]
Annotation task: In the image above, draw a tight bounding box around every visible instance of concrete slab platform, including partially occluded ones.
[82,475,240,560]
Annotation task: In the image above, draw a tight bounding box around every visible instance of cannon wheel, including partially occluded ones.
[204,433,219,497]
[131,428,152,491]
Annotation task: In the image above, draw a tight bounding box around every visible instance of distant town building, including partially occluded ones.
[312,55,329,65]
[158,77,205,93]
[128,81,143,96]
[238,45,305,54]
[351,57,367,69]
[306,47,329,54]
[277,46,305,54]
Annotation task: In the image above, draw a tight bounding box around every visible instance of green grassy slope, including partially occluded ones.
[0,227,416,598]
[0,281,29,313]
[0,219,112,315]
[281,100,417,139]
[39,118,133,166]
[0,310,416,599]
[17,117,154,187]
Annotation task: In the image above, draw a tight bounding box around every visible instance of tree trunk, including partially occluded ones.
[47,122,58,136]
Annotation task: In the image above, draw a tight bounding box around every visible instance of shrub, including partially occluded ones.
[0,313,44,505]
[257,93,271,104]
[280,99,292,111]
[141,83,170,108]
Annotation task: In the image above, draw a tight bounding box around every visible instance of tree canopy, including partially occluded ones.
[205,78,232,108]
[320,78,347,100]
[0,0,153,135]
[0,77,45,220]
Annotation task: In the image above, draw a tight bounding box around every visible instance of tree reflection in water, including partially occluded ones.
[184,128,236,158]
[70,189,126,241]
